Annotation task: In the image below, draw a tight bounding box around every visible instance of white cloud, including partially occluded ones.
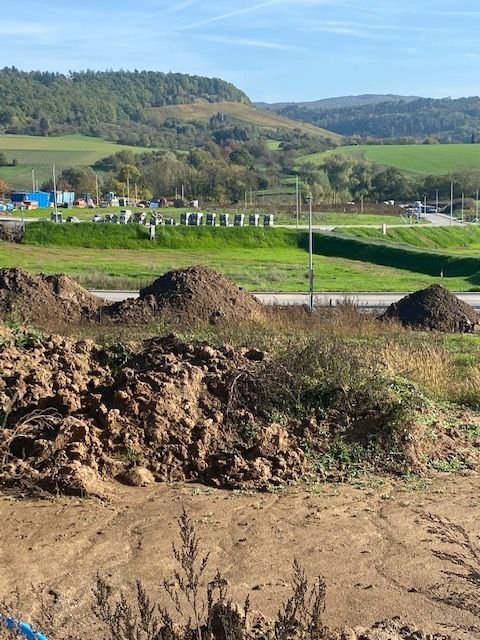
[173,0,283,31]
[201,34,306,52]
[171,0,361,33]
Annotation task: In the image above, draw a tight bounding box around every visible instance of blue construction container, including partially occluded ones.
[11,192,27,203]
[26,192,50,208]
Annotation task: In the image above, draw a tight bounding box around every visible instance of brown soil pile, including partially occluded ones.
[382,284,480,333]
[102,265,264,325]
[0,268,104,325]
[0,334,307,495]
[1,331,478,497]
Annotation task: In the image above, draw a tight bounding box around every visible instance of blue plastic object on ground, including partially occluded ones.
[0,614,48,640]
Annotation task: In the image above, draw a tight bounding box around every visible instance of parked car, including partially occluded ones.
[92,214,103,222]
[66,216,80,223]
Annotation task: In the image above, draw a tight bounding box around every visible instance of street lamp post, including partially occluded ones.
[296,174,299,229]
[95,173,100,207]
[308,196,314,310]
[450,181,454,226]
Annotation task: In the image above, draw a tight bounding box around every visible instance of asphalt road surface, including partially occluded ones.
[90,290,480,309]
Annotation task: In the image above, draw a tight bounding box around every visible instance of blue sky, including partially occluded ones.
[4,0,480,102]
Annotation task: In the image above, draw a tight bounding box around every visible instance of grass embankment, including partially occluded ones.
[339,225,480,252]
[298,143,480,175]
[2,221,474,291]
[14,224,311,290]
[312,233,480,286]
[24,223,301,250]
[0,134,155,190]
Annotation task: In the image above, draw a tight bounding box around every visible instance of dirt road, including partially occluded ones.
[0,473,478,638]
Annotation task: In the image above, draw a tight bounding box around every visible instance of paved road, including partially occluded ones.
[425,212,462,225]
[90,289,480,309]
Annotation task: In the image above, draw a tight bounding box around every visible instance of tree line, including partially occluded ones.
[299,154,480,205]
[275,97,480,142]
[35,143,480,208]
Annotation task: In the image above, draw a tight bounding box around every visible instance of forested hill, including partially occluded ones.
[0,68,249,141]
[271,97,480,142]
[257,94,419,110]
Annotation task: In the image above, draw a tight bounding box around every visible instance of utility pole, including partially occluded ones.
[476,189,479,223]
[32,168,35,192]
[95,173,100,207]
[435,189,439,214]
[461,192,465,223]
[423,194,427,220]
[127,176,130,203]
[361,194,364,214]
[450,181,454,226]
[308,196,314,311]
[52,165,58,221]
[296,174,299,229]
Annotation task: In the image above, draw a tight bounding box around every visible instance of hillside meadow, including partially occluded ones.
[298,143,480,175]
[0,134,155,189]
[145,101,341,141]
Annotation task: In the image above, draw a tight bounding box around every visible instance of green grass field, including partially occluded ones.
[0,134,155,190]
[298,144,480,176]
[0,222,474,292]
[340,225,480,252]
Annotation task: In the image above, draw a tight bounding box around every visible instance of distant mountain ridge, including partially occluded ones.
[256,94,420,111]
[258,95,480,142]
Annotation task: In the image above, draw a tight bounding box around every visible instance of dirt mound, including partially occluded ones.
[102,266,264,325]
[0,334,307,495]
[0,268,104,326]
[382,284,480,333]
[1,331,478,496]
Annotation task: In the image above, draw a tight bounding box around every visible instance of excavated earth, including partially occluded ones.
[0,333,309,495]
[0,330,478,497]
[0,267,103,325]
[101,265,265,325]
[382,284,480,333]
